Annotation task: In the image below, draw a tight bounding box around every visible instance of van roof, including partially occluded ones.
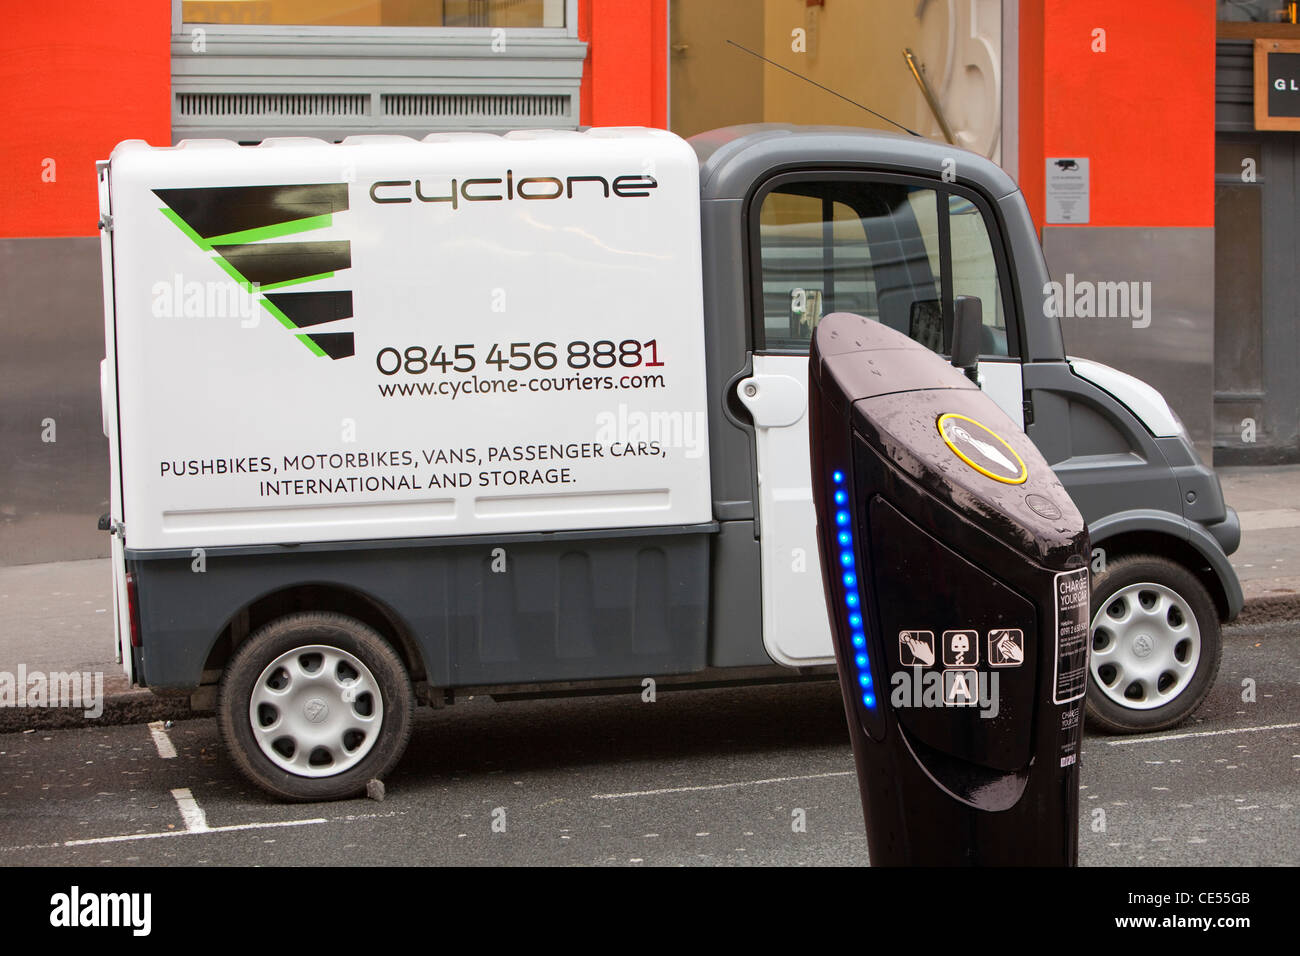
[110,126,686,158]
[688,124,1020,202]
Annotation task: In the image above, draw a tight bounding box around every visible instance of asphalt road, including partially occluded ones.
[0,617,1296,867]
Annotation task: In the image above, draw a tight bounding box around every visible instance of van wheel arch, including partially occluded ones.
[202,583,426,686]
[1088,529,1230,620]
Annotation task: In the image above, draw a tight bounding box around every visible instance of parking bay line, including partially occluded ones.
[63,817,329,847]
[63,784,322,847]
[592,770,854,800]
[1104,721,1300,747]
[171,787,209,833]
[147,721,177,759]
[1,810,404,853]
[591,724,1300,799]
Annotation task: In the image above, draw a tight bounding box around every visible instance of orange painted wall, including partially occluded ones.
[0,1,171,238]
[579,0,667,128]
[1019,1,1215,230]
[2,0,664,237]
[1018,1,1045,231]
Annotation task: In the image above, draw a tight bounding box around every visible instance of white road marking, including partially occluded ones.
[171,787,209,833]
[0,811,402,853]
[0,841,63,852]
[63,817,327,847]
[147,721,177,759]
[1105,722,1300,746]
[591,770,853,800]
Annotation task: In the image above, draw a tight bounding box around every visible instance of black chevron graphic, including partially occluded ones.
[155,181,357,360]
[306,333,355,359]
[263,290,353,328]
[152,183,349,239]
[213,241,351,287]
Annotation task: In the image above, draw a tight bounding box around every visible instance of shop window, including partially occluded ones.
[1218,1,1297,24]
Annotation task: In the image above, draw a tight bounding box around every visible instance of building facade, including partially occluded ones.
[1,0,1294,566]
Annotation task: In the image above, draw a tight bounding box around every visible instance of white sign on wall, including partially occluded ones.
[1045,157,1090,224]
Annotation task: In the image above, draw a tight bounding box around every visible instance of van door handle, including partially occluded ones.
[736,374,807,427]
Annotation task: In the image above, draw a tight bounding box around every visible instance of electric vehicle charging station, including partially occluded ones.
[810,311,1091,866]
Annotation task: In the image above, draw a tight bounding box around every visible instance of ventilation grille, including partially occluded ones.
[382,93,570,119]
[177,93,371,118]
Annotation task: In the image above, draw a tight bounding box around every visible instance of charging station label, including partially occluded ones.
[1053,569,1090,704]
[936,414,1028,485]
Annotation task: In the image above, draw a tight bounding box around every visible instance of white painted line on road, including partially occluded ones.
[0,810,403,853]
[0,841,63,853]
[62,817,327,847]
[148,721,177,759]
[171,787,209,833]
[1105,721,1300,747]
[592,770,854,800]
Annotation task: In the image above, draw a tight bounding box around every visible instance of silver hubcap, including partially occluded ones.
[249,645,383,777]
[1090,582,1201,710]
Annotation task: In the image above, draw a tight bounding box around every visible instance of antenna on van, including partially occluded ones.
[726,39,921,137]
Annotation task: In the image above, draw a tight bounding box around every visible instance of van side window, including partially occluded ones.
[948,194,1009,356]
[755,180,1011,358]
[758,191,875,352]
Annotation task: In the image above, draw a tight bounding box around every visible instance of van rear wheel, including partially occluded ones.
[218,612,414,802]
[1085,554,1222,734]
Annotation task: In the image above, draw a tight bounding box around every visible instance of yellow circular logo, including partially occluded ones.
[937,413,1028,484]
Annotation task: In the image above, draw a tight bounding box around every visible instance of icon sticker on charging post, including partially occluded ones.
[937,414,1027,485]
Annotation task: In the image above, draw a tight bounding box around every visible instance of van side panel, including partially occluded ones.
[706,520,771,667]
[128,528,712,692]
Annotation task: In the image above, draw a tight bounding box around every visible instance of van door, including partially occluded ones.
[740,174,1022,666]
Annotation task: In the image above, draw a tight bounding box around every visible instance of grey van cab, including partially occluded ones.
[693,125,1240,734]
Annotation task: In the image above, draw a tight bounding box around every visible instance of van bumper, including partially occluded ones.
[1205,506,1241,557]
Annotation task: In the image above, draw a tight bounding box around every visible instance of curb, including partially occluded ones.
[1236,574,1300,627]
[0,688,199,735]
[2,596,1296,733]
[1236,593,1300,627]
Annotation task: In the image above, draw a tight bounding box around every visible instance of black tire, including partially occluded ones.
[217,611,414,802]
[1085,554,1222,734]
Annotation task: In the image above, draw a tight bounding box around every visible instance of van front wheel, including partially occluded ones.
[1085,555,1222,734]
[218,612,414,802]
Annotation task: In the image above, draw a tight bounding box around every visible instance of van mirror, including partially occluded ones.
[951,294,982,381]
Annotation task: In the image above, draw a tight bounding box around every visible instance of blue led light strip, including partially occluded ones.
[832,469,875,709]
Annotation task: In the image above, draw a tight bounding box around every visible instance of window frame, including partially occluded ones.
[173,0,579,38]
[745,169,1024,362]
[169,0,587,142]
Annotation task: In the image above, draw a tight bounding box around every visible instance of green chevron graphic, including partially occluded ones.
[153,183,354,359]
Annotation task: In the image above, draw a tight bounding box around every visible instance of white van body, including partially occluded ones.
[106,130,711,552]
